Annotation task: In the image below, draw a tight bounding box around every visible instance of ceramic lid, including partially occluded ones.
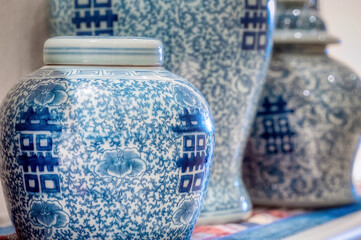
[274,0,339,45]
[43,37,164,66]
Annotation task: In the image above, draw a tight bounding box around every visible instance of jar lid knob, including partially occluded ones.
[43,36,164,66]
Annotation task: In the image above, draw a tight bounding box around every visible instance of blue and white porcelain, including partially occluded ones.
[243,0,361,207]
[0,37,215,239]
[48,0,276,224]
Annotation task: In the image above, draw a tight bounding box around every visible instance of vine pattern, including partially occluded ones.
[0,67,214,239]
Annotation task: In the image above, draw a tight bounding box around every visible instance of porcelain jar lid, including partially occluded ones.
[43,37,164,66]
[274,0,339,45]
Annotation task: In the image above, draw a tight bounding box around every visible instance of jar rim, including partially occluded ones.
[274,30,339,45]
[43,36,164,66]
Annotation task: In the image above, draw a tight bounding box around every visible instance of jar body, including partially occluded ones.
[0,66,214,239]
[243,51,361,207]
[49,0,275,223]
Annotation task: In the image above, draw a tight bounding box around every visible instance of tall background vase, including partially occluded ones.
[48,0,275,224]
[243,0,361,207]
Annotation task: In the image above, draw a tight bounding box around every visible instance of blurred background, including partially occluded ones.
[0,0,360,227]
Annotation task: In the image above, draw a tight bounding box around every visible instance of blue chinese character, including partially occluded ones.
[173,109,209,193]
[72,0,118,36]
[16,107,62,193]
[257,96,296,155]
[240,0,268,50]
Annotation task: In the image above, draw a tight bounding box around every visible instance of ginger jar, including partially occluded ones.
[0,37,215,239]
[243,0,361,207]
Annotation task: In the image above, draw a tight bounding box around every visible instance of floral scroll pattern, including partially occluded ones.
[48,0,275,219]
[0,67,214,239]
[243,53,361,207]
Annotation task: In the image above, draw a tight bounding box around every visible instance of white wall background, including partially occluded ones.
[0,0,48,103]
[0,0,48,227]
[0,0,360,227]
[320,0,361,190]
[321,0,361,77]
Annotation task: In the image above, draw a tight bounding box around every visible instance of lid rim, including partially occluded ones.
[273,30,339,45]
[43,37,164,66]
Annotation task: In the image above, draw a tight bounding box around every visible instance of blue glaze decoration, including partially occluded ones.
[243,49,361,207]
[172,199,197,225]
[96,148,146,178]
[29,200,69,228]
[16,106,62,194]
[0,38,214,239]
[26,83,68,106]
[48,0,275,224]
[243,1,361,207]
[257,96,296,155]
[72,0,118,36]
[173,109,210,194]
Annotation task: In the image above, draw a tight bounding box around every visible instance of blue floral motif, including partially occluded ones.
[29,200,69,228]
[96,148,146,178]
[173,85,199,108]
[172,199,196,225]
[26,83,68,106]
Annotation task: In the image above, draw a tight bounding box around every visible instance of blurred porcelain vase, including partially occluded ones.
[243,0,361,207]
[49,0,276,224]
[0,37,215,239]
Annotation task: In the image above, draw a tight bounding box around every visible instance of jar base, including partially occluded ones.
[252,199,357,208]
[196,208,252,225]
